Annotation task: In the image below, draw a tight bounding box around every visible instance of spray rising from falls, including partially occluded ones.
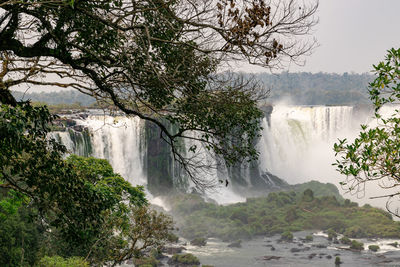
[258,105,357,184]
[53,115,147,187]
[52,105,378,205]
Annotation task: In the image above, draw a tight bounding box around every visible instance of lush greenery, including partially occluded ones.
[334,48,400,216]
[168,182,400,242]
[0,102,175,265]
[0,0,318,189]
[169,253,200,266]
[37,256,89,267]
[349,240,364,250]
[368,245,380,252]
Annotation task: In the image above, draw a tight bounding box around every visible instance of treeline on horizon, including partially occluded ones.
[251,72,373,105]
[12,72,373,107]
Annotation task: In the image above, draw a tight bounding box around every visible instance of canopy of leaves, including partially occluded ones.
[0,103,176,265]
[334,48,400,216]
[0,0,318,187]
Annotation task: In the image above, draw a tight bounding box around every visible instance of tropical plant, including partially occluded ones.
[334,48,400,216]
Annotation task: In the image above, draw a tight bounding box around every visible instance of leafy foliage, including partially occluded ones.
[334,48,400,216]
[368,245,380,252]
[38,256,89,267]
[0,0,318,187]
[0,102,175,265]
[168,184,400,242]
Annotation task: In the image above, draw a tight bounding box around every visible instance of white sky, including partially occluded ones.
[243,0,400,74]
[12,0,400,93]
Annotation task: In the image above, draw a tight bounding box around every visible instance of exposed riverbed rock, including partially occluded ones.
[262,256,282,261]
[228,240,242,248]
[163,246,186,254]
[190,237,207,247]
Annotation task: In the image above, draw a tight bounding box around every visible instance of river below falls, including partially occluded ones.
[181,231,400,267]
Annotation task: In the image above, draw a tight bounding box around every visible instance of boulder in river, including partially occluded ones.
[228,240,242,248]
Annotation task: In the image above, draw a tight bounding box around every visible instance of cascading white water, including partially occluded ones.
[55,105,400,207]
[181,134,246,204]
[74,115,147,187]
[258,105,356,184]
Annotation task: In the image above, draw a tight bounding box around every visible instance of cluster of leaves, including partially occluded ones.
[167,183,400,242]
[169,253,200,265]
[0,103,175,266]
[0,0,318,188]
[37,256,89,267]
[334,48,400,216]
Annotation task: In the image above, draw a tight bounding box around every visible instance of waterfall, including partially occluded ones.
[52,105,383,205]
[77,115,147,187]
[257,105,355,184]
[180,133,246,204]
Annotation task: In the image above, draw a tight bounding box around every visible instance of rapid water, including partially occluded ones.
[53,105,383,205]
[258,105,356,184]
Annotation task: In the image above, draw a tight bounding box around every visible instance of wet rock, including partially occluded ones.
[190,237,207,247]
[308,253,317,259]
[79,114,89,119]
[312,244,327,249]
[228,240,242,248]
[291,247,310,253]
[163,246,186,254]
[262,256,282,261]
[72,125,85,132]
[326,255,332,259]
[334,253,341,256]
[271,246,276,251]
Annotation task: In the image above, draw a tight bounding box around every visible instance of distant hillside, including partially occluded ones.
[11,72,373,106]
[12,90,96,106]
[250,72,373,105]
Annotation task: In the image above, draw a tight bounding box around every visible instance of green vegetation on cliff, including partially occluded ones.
[168,183,400,242]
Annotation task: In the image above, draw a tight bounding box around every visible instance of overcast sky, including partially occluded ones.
[244,0,400,74]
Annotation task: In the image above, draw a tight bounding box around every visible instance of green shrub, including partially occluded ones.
[281,231,293,241]
[38,256,89,267]
[335,256,342,265]
[302,189,314,202]
[170,253,200,265]
[350,240,364,250]
[327,228,337,241]
[368,245,380,252]
[340,236,352,245]
[133,257,159,267]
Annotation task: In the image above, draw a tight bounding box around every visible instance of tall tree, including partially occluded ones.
[0,0,318,187]
[334,48,400,217]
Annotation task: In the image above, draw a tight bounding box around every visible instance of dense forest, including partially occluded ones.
[12,90,96,106]
[12,72,374,107]
[249,72,373,105]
